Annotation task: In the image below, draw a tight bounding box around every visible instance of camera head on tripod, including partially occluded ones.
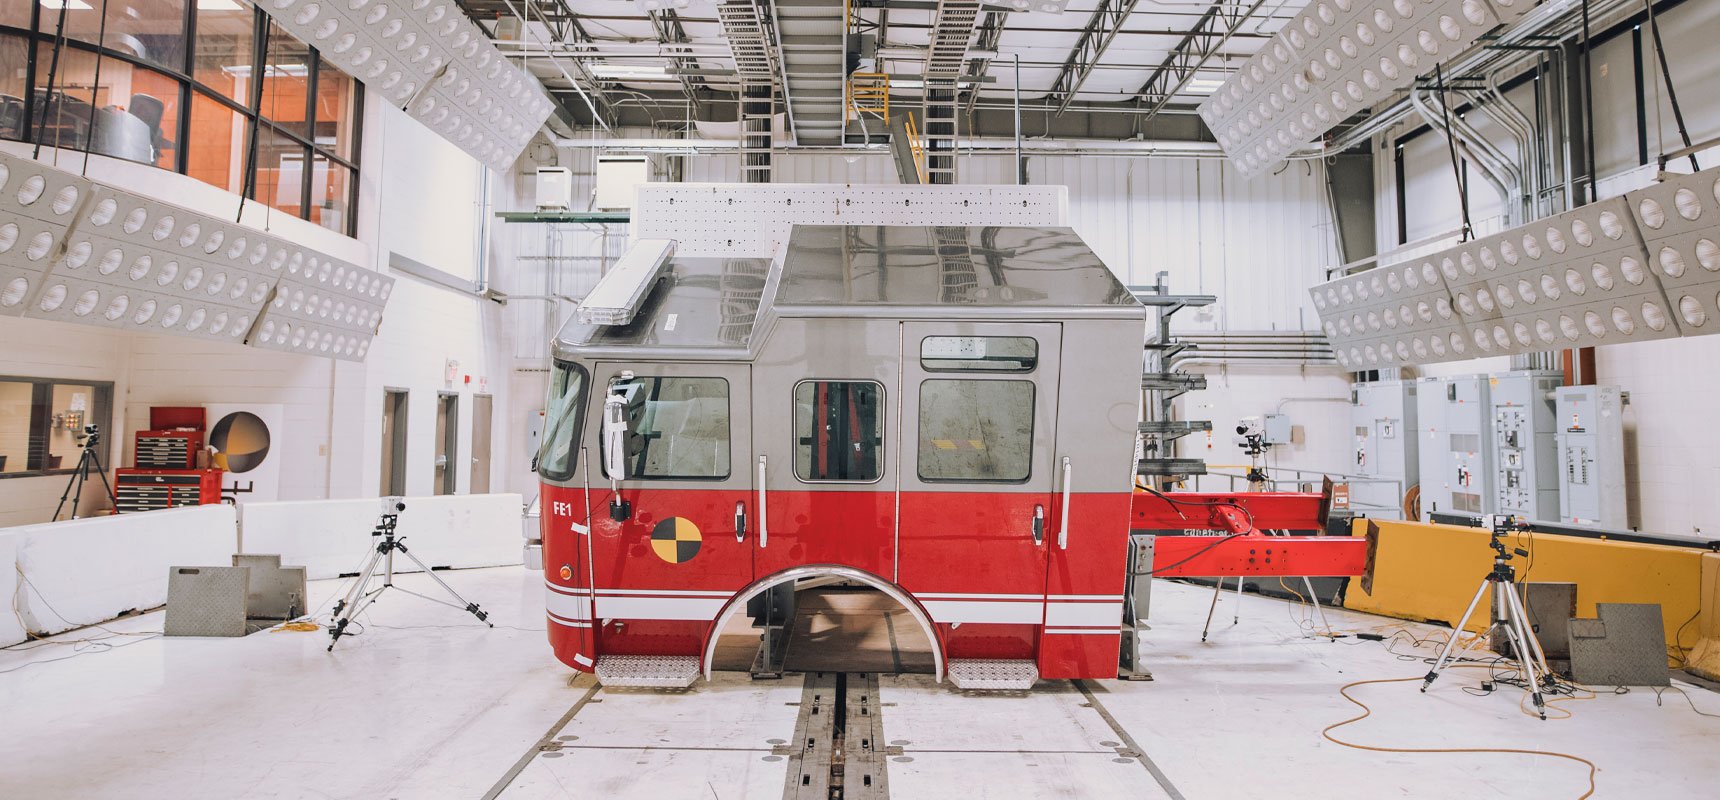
[74,424,100,447]
[1467,514,1532,561]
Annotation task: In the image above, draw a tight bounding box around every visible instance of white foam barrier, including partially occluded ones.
[4,505,238,645]
[238,494,523,580]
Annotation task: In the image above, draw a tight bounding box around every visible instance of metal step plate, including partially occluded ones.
[947,659,1039,691]
[594,655,701,689]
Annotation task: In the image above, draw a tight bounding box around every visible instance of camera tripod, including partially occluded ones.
[327,502,492,651]
[1420,516,1554,720]
[53,427,117,521]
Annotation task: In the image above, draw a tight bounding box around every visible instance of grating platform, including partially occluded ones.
[594,655,702,689]
[947,658,1039,691]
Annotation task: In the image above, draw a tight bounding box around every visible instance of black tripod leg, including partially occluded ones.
[391,543,491,626]
[89,451,117,507]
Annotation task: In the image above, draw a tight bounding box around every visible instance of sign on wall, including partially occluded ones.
[204,403,284,503]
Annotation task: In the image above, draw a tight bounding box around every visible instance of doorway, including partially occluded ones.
[471,394,492,493]
[380,389,408,496]
[435,392,459,495]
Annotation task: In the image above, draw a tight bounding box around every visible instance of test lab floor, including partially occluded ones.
[4,566,1718,799]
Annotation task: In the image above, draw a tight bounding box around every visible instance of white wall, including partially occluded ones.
[1,93,519,528]
[1376,0,1720,536]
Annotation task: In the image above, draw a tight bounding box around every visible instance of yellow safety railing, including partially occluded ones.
[902,112,928,184]
[847,71,890,123]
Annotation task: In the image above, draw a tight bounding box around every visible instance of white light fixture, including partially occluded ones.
[0,151,391,361]
[588,63,672,81]
[1313,166,1720,368]
[260,0,555,173]
[1184,77,1227,95]
[1201,0,1536,179]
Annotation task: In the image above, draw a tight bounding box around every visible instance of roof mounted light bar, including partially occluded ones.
[577,238,675,326]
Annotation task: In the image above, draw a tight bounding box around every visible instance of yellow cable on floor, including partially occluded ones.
[1322,675,1598,799]
[273,622,322,633]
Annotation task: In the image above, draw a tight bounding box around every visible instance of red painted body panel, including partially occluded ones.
[754,490,896,579]
[1131,491,1329,533]
[1041,492,1132,679]
[1151,535,1369,577]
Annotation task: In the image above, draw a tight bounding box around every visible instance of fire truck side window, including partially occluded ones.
[536,361,589,481]
[916,380,1034,482]
[601,377,731,480]
[793,381,884,482]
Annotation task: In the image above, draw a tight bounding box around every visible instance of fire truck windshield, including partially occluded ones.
[536,361,589,481]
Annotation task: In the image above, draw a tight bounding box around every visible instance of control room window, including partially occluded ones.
[0,377,114,478]
[794,381,883,482]
[602,377,731,480]
[536,362,589,481]
[920,336,1038,372]
[917,380,1034,483]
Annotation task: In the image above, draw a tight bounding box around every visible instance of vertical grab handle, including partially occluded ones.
[1058,457,1072,550]
[756,455,769,549]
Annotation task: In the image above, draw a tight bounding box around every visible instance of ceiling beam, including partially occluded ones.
[1132,0,1268,124]
[1046,0,1141,116]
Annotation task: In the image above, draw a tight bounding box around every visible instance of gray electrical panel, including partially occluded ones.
[1555,385,1627,528]
[1350,380,1417,518]
[1416,375,1494,520]
[1490,371,1562,521]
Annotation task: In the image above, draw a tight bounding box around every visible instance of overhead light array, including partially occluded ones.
[1199,0,1534,178]
[1312,165,1720,370]
[260,0,555,172]
[0,151,391,362]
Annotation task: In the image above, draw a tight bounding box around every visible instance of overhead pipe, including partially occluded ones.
[1410,88,1520,228]
[548,134,1231,159]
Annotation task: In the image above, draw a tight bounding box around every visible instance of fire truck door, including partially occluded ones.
[586,361,755,610]
[896,322,1062,658]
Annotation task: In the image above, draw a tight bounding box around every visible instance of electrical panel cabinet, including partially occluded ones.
[1555,385,1627,528]
[1416,375,1494,520]
[1489,371,1562,521]
[1350,380,1417,518]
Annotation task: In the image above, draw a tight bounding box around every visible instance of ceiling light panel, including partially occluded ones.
[1309,254,1461,371]
[261,0,555,172]
[1200,0,1523,179]
[0,151,391,361]
[249,314,374,360]
[1629,169,1720,334]
[0,156,84,316]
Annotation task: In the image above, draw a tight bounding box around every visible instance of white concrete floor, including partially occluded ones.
[4,566,1719,799]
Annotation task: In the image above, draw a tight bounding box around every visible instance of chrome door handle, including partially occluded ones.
[1032,505,1045,545]
[735,501,747,543]
[756,455,769,549]
[1058,457,1072,550]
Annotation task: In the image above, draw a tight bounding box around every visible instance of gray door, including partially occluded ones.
[471,394,493,493]
[380,389,408,496]
[435,392,459,495]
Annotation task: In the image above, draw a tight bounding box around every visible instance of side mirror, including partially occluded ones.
[603,379,634,521]
[603,390,629,480]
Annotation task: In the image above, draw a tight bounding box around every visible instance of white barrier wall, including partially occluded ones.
[4,506,237,645]
[238,494,523,580]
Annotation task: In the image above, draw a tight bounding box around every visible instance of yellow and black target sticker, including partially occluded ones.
[650,517,702,564]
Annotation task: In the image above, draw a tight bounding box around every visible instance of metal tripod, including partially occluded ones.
[53,430,117,521]
[1201,439,1333,641]
[1420,520,1553,720]
[327,504,492,651]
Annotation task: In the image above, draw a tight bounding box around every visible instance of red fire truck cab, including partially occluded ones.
[535,224,1156,689]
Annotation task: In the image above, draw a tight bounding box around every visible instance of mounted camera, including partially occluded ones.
[73,424,100,446]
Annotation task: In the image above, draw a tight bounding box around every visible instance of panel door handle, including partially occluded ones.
[735,501,747,543]
[756,455,769,549]
[1058,457,1072,550]
[1032,505,1045,546]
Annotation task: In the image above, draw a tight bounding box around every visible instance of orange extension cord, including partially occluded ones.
[1321,674,1599,799]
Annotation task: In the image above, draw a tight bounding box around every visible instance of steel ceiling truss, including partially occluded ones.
[459,0,616,128]
[647,9,702,103]
[1134,0,1268,122]
[961,9,1008,117]
[1046,0,1141,115]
